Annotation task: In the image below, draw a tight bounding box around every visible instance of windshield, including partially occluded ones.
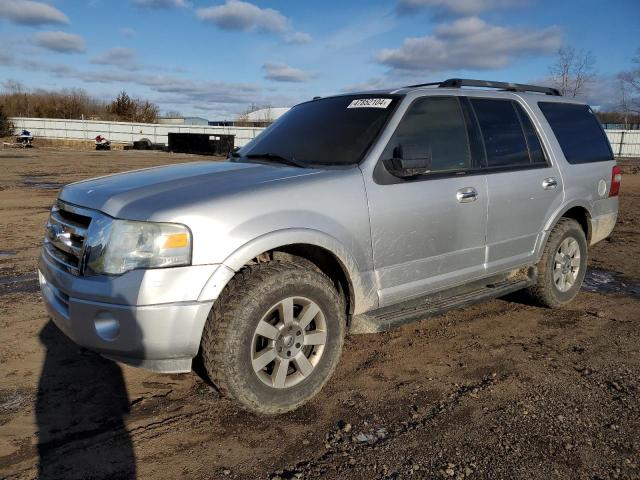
[237,94,400,167]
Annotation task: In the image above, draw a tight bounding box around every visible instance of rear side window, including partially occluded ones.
[538,102,613,164]
[382,96,471,173]
[470,98,530,168]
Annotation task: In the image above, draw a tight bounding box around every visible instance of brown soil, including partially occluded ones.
[0,149,638,480]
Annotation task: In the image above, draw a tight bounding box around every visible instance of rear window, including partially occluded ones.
[538,102,613,164]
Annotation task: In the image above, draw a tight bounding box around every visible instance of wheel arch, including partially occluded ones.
[558,206,591,242]
[536,202,593,261]
[198,229,377,316]
[544,201,592,238]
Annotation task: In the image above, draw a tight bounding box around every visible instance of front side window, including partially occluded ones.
[238,95,399,167]
[471,98,530,168]
[381,96,471,174]
[538,102,613,164]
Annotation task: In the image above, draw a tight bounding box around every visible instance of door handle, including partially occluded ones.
[456,187,478,203]
[542,177,558,190]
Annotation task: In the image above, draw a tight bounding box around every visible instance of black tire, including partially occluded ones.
[200,261,345,414]
[526,218,588,308]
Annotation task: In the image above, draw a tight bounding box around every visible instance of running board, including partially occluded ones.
[350,268,536,334]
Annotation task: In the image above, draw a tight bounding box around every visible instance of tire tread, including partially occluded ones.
[526,217,586,308]
[201,261,344,414]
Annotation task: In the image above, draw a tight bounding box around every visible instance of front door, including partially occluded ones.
[365,96,489,307]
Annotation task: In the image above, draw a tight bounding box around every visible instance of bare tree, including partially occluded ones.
[235,103,274,125]
[549,46,596,97]
[107,91,159,123]
[618,48,640,115]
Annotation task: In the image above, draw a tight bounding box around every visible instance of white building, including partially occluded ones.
[246,107,290,122]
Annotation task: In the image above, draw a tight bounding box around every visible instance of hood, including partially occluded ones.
[59,160,322,220]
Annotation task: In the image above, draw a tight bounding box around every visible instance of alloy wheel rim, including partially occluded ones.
[553,237,581,292]
[251,296,327,389]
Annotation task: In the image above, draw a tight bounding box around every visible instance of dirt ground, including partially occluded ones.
[0,148,638,480]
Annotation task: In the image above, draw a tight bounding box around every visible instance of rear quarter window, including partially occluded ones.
[538,102,613,164]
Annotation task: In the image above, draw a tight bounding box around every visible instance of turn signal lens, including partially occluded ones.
[163,233,189,249]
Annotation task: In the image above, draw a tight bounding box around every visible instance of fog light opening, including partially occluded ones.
[94,315,120,341]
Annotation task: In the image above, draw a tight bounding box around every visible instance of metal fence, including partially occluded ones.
[8,117,640,158]
[606,130,640,158]
[10,117,265,148]
[602,123,640,130]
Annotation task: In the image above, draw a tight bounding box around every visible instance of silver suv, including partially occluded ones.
[39,79,620,414]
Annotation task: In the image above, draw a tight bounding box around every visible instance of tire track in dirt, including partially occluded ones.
[266,373,504,479]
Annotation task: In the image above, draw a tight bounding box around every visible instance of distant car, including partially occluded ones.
[39,78,620,414]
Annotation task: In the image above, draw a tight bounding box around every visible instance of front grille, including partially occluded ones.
[43,202,93,275]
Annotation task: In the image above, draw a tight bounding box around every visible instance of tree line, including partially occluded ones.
[0,82,159,125]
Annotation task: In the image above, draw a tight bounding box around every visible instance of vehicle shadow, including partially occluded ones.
[36,321,136,479]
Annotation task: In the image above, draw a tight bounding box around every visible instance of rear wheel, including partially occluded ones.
[200,261,345,414]
[526,218,588,307]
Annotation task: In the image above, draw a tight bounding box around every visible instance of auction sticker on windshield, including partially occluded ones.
[347,98,392,109]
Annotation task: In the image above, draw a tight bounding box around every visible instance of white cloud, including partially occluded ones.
[35,31,85,53]
[121,27,137,37]
[90,47,139,70]
[197,0,287,32]
[134,0,188,8]
[285,31,312,45]
[262,62,313,82]
[0,0,69,26]
[397,0,525,15]
[0,52,74,75]
[196,0,310,43]
[376,17,561,72]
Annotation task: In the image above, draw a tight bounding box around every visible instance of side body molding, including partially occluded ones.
[197,228,379,315]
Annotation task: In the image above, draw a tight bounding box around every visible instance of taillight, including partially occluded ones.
[609,165,622,197]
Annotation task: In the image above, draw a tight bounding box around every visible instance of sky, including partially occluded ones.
[0,0,638,119]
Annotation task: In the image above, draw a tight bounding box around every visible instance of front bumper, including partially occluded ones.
[38,253,215,373]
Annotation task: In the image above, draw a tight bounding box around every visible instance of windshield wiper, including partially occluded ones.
[245,152,307,168]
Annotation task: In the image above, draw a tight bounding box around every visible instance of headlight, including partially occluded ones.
[85,219,191,275]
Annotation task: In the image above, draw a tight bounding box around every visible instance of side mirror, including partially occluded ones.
[383,156,431,178]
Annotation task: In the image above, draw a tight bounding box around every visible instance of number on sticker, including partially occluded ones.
[347,98,392,109]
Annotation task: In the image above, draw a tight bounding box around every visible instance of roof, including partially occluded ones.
[347,78,568,100]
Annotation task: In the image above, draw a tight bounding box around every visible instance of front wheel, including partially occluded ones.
[200,261,345,414]
[526,218,588,307]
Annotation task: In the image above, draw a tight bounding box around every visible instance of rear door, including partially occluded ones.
[468,97,564,273]
[365,95,489,307]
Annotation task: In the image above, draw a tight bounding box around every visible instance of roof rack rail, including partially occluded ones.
[404,78,561,96]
